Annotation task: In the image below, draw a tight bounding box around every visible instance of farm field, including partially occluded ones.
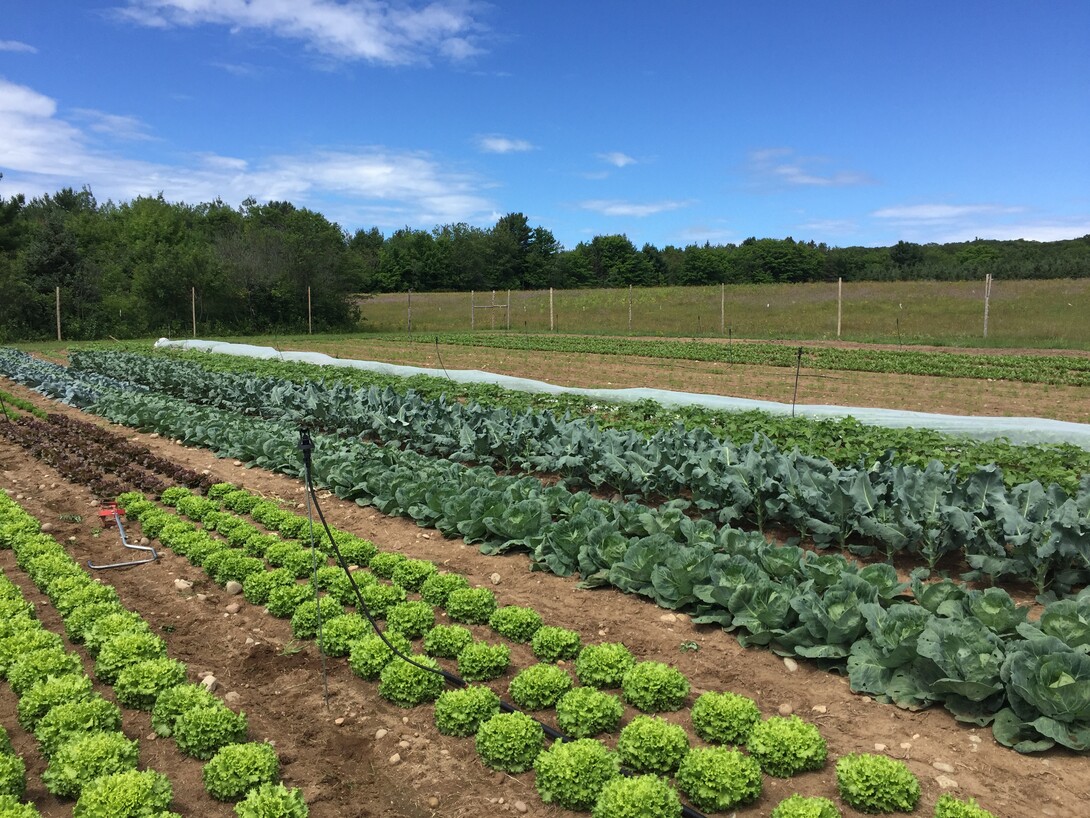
[0,341,1089,818]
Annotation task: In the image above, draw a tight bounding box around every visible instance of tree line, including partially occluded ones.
[1,182,1088,340]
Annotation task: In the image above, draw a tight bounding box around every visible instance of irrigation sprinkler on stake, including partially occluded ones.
[88,501,159,570]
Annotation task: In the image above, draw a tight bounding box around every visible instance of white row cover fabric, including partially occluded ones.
[155,338,1090,451]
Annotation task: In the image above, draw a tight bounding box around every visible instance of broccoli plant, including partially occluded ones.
[835,753,921,814]
[676,747,762,812]
[746,716,827,777]
[555,687,623,738]
[534,739,620,812]
[617,715,690,775]
[475,712,544,773]
[202,742,280,801]
[433,685,501,737]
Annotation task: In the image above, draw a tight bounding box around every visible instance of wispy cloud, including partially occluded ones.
[597,151,635,168]
[580,199,688,218]
[748,147,872,188]
[678,224,733,244]
[0,77,495,229]
[872,203,1024,221]
[871,201,1089,243]
[72,108,155,141]
[797,218,859,237]
[0,40,37,53]
[476,134,534,154]
[210,61,265,78]
[114,0,488,65]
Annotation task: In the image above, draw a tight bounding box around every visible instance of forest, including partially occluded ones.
[1,182,1088,340]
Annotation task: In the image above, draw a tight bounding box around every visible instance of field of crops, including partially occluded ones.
[0,340,1088,818]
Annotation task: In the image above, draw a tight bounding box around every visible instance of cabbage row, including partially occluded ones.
[68,349,1090,598]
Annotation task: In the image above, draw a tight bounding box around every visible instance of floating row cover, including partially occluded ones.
[155,338,1090,452]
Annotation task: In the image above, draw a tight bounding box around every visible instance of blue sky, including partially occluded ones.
[2,1,1088,250]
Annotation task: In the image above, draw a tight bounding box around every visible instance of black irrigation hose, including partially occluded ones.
[297,428,709,818]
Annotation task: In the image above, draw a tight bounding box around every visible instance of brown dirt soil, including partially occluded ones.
[0,378,1087,818]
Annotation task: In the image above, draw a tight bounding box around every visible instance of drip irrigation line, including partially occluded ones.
[434,336,453,383]
[295,427,710,818]
[302,469,331,710]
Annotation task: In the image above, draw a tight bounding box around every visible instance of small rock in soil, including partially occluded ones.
[935,775,959,789]
[224,692,241,705]
[225,603,241,614]
[174,579,193,591]
[195,593,207,601]
[490,572,501,585]
[811,705,827,714]
[783,657,798,672]
[200,675,218,692]
[932,761,955,773]
[777,703,793,716]
[40,522,54,532]
[900,742,912,750]
[427,797,439,808]
[224,580,243,595]
[659,613,677,623]
[389,753,401,765]
[875,743,887,752]
[139,537,150,546]
[514,801,528,814]
[335,718,345,726]
[375,729,388,740]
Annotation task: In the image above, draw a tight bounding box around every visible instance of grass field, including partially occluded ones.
[355,278,1090,349]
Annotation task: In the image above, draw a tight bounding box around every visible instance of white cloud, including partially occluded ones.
[476,135,534,154]
[597,151,635,168]
[933,220,1090,243]
[0,40,37,53]
[797,218,859,237]
[115,0,487,66]
[872,203,1024,220]
[749,147,871,188]
[678,224,733,244]
[0,77,495,229]
[72,108,155,141]
[580,199,688,218]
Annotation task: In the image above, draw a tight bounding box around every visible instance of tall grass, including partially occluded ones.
[356,279,1090,349]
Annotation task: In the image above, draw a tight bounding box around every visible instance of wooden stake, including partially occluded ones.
[837,277,842,339]
[983,273,992,339]
[506,289,511,330]
[55,286,61,342]
[549,288,554,332]
[308,286,312,335]
[720,283,725,335]
[407,289,413,335]
[191,287,196,338]
[628,285,633,333]
[471,290,475,331]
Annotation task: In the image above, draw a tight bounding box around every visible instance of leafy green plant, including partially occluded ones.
[475,712,545,773]
[0,628,64,677]
[43,731,139,797]
[390,558,438,591]
[18,673,94,731]
[202,742,280,801]
[457,641,510,682]
[151,683,219,737]
[234,782,308,818]
[771,794,843,818]
[489,605,543,643]
[0,792,39,817]
[160,486,191,506]
[65,601,127,643]
[444,588,497,625]
[616,715,690,775]
[621,661,690,712]
[334,537,376,567]
[676,747,762,812]
[508,664,573,710]
[83,612,149,658]
[746,715,828,777]
[592,774,682,818]
[433,685,501,737]
[94,631,166,685]
[263,542,314,578]
[243,569,297,606]
[114,658,189,710]
[933,794,996,818]
[367,552,406,579]
[835,753,921,814]
[357,583,407,618]
[223,490,261,514]
[7,648,82,695]
[555,687,623,738]
[289,597,344,640]
[211,553,267,587]
[422,624,474,659]
[531,625,582,662]
[316,614,373,657]
[419,572,469,607]
[34,696,122,757]
[71,769,174,818]
[534,738,620,812]
[575,642,635,689]
[378,655,445,707]
[174,703,249,760]
[265,584,312,618]
[690,691,762,744]
[0,754,25,800]
[385,601,436,639]
[347,632,412,680]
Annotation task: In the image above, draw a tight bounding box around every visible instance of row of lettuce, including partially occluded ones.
[1,350,1089,755]
[50,348,1090,600]
[0,492,309,817]
[135,481,996,818]
[107,343,1090,491]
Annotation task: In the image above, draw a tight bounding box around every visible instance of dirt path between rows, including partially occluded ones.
[0,376,1087,818]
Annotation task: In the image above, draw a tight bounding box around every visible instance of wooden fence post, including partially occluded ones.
[308,286,312,335]
[549,288,554,332]
[55,287,61,342]
[837,277,842,339]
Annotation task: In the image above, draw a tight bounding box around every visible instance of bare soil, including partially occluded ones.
[0,378,1087,818]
